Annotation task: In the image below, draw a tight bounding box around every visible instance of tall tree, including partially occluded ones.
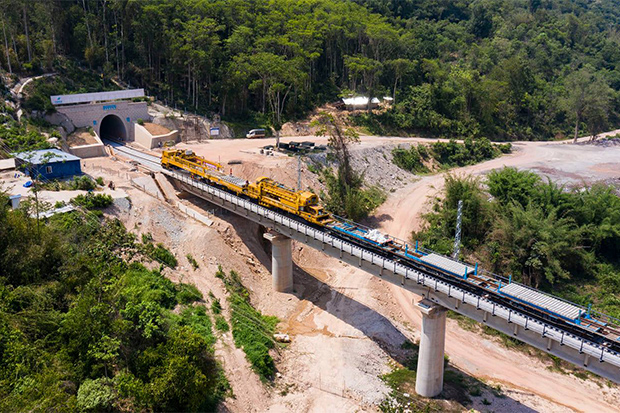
[386,58,415,103]
[313,112,359,186]
[564,68,612,143]
[344,55,383,112]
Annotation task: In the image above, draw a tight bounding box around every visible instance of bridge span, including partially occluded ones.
[109,142,620,396]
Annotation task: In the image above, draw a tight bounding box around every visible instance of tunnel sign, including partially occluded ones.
[103,104,117,111]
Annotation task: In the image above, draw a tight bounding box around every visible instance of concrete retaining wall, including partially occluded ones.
[69,133,107,158]
[134,123,179,149]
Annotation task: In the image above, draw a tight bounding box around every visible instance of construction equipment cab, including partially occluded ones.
[246,129,266,139]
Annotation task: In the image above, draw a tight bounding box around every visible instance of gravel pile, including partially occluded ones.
[152,205,185,246]
[349,144,418,191]
[113,197,131,212]
[306,143,418,192]
[577,137,620,147]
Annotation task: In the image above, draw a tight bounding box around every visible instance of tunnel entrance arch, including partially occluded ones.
[99,114,127,141]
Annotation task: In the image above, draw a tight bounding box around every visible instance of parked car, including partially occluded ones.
[246,128,266,139]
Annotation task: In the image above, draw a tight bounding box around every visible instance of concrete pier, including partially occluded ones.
[415,299,447,398]
[263,232,293,293]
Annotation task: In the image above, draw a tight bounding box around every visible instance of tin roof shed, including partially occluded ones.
[13,149,82,180]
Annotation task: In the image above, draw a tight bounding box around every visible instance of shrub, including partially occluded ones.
[176,283,202,304]
[76,378,115,412]
[71,193,113,209]
[72,176,96,191]
[392,145,429,173]
[210,298,222,315]
[321,167,386,221]
[393,139,510,173]
[186,254,199,270]
[143,243,177,268]
[141,232,153,243]
[95,177,104,186]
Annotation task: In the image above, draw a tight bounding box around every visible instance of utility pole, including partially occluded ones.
[297,155,302,191]
[452,200,463,260]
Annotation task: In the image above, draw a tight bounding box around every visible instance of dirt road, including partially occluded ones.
[376,139,620,239]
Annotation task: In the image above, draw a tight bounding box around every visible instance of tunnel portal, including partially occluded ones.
[99,114,127,141]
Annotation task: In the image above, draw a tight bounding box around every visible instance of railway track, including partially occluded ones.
[105,140,162,171]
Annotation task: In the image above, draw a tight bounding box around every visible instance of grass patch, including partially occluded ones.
[442,369,472,404]
[379,367,440,413]
[41,175,97,191]
[186,253,199,270]
[218,268,279,381]
[177,305,216,347]
[176,283,203,304]
[71,193,113,210]
[142,242,178,268]
[229,293,278,380]
[469,386,482,397]
[382,368,416,390]
[215,315,229,332]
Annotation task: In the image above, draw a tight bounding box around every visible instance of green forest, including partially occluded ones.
[1,0,620,140]
[0,196,229,411]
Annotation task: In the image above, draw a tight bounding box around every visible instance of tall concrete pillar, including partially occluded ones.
[263,232,293,293]
[415,299,447,398]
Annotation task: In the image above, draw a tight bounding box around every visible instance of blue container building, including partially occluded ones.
[14,149,82,180]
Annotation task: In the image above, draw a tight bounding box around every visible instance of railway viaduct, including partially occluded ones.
[110,143,620,398]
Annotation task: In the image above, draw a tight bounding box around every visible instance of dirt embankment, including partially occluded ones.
[67,128,98,146]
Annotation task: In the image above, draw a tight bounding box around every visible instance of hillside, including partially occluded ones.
[1,0,619,140]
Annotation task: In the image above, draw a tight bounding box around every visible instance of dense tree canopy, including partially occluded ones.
[0,195,228,411]
[1,0,619,140]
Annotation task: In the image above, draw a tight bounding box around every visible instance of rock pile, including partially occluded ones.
[349,144,418,192]
[577,137,620,147]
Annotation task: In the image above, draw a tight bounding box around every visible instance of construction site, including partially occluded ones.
[2,82,620,412]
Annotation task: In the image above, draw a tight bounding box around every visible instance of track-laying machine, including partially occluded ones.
[162,149,332,225]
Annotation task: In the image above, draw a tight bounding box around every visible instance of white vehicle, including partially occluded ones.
[246,128,266,139]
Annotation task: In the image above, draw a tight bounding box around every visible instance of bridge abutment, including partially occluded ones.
[263,232,293,293]
[415,299,447,398]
